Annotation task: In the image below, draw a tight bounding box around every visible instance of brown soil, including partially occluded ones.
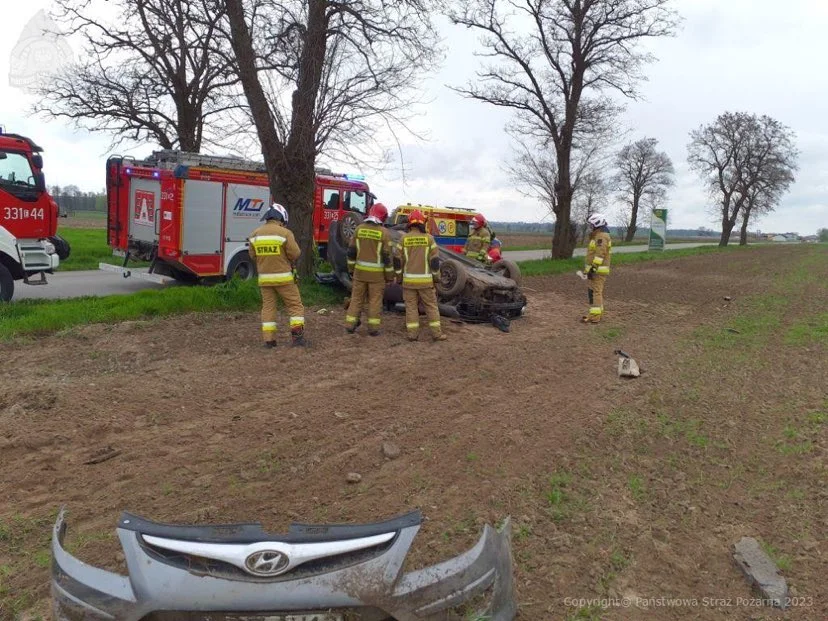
[498,233,552,248]
[1,245,825,620]
[59,214,107,229]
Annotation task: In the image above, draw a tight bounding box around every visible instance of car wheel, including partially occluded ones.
[50,235,71,261]
[435,258,467,298]
[337,212,363,247]
[0,263,14,302]
[226,251,256,281]
[491,259,522,286]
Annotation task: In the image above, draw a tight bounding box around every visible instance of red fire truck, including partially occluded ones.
[104,150,373,283]
[0,128,62,301]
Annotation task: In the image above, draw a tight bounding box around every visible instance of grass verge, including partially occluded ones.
[516,244,745,277]
[0,279,342,341]
[57,228,149,272]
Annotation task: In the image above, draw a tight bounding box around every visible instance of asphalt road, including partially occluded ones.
[13,268,180,301]
[14,242,716,301]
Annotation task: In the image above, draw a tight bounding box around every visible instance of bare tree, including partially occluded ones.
[734,118,797,245]
[572,171,609,243]
[613,137,674,242]
[688,112,797,246]
[449,0,678,259]
[507,145,559,214]
[224,0,440,275]
[35,0,238,151]
[506,97,621,249]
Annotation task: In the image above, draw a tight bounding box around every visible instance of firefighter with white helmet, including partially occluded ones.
[345,203,395,335]
[247,203,306,346]
[394,209,447,341]
[464,213,492,262]
[582,213,612,323]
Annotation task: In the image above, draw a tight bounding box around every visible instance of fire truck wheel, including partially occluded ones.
[0,263,14,302]
[226,252,256,281]
[490,259,522,286]
[338,212,363,246]
[435,258,467,298]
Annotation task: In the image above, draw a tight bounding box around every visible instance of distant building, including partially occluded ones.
[771,233,799,242]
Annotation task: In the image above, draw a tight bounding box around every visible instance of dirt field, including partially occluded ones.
[498,233,553,249]
[1,245,826,620]
[58,213,107,229]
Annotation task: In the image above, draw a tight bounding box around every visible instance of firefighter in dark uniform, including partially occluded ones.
[247,203,306,346]
[582,213,612,323]
[394,209,447,342]
[464,213,492,261]
[345,203,394,335]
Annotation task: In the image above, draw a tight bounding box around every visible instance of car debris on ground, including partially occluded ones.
[615,349,641,378]
[51,507,517,620]
[732,536,789,609]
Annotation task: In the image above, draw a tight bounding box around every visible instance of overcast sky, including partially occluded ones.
[1,0,826,234]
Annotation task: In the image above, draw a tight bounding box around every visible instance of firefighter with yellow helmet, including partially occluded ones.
[582,213,612,323]
[247,203,306,346]
[394,209,447,341]
[345,203,395,335]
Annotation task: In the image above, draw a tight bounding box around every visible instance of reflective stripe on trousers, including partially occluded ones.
[402,273,433,286]
[258,272,294,285]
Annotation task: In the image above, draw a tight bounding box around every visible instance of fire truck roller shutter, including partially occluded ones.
[182,180,223,256]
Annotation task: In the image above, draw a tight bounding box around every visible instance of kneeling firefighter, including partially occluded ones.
[395,209,446,342]
[247,203,306,347]
[582,213,612,324]
[345,203,395,335]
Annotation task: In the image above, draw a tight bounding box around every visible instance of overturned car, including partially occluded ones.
[319,213,527,322]
[51,508,516,620]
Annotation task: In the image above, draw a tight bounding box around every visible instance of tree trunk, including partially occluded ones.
[552,149,576,259]
[552,195,576,258]
[739,207,752,246]
[272,159,316,277]
[719,216,735,247]
[177,109,200,152]
[225,0,285,202]
[625,190,641,242]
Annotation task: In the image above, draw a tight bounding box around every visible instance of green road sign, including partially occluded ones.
[649,209,668,251]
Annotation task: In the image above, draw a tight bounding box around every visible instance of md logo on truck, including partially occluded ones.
[233,198,265,218]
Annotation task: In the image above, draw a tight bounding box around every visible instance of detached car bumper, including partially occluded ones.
[52,508,516,621]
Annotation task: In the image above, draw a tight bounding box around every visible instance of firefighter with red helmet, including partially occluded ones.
[464,213,492,262]
[582,213,612,323]
[394,209,447,342]
[345,203,395,335]
[247,203,305,347]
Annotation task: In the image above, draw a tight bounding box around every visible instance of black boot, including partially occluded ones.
[346,318,362,334]
[264,341,277,349]
[291,327,306,347]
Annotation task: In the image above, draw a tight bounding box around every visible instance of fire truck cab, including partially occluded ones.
[104,151,372,283]
[0,128,61,301]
